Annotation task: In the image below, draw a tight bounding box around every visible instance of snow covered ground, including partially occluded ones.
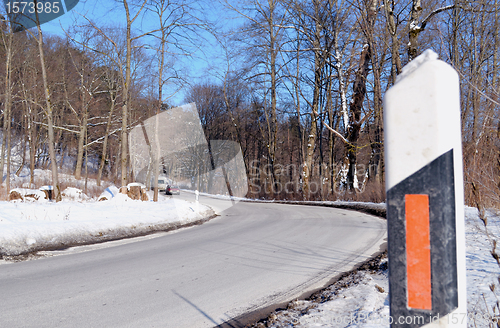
[0,193,213,258]
[250,207,500,328]
[0,170,214,258]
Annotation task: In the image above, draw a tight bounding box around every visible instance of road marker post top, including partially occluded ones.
[383,49,466,327]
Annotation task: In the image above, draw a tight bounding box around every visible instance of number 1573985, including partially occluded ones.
[5,1,60,15]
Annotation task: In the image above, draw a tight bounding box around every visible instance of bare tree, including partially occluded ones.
[62,34,103,180]
[0,14,13,193]
[147,0,195,200]
[81,0,153,187]
[96,67,121,186]
[225,0,288,194]
[16,14,64,200]
[408,0,458,60]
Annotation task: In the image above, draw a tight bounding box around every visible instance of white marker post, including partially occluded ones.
[384,50,466,327]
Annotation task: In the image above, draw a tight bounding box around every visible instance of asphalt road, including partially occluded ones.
[0,195,387,328]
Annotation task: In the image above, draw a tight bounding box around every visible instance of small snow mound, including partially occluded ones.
[26,238,36,246]
[396,49,439,83]
[108,193,135,203]
[127,182,146,189]
[62,187,89,201]
[98,186,119,201]
[9,188,48,202]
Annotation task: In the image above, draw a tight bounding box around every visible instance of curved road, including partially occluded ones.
[0,195,386,328]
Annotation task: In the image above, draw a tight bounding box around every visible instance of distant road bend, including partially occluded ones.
[0,194,387,328]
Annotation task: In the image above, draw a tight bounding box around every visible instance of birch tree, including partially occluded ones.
[383,0,402,83]
[407,1,458,61]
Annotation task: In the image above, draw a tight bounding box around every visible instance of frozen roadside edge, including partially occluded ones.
[244,252,388,328]
[242,199,387,219]
[219,251,388,328]
[0,208,217,261]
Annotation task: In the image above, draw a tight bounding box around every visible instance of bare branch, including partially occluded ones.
[322,121,350,145]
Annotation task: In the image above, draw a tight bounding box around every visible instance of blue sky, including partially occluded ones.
[37,0,240,106]
[42,0,117,35]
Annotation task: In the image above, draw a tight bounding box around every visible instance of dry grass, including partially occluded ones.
[0,186,8,201]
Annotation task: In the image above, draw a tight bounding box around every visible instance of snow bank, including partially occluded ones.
[61,187,89,201]
[9,188,48,202]
[297,265,389,327]
[0,196,214,257]
[8,168,116,201]
[465,207,500,326]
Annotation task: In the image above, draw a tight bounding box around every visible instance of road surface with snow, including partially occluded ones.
[0,195,386,328]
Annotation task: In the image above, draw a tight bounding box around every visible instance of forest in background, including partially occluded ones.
[0,0,499,205]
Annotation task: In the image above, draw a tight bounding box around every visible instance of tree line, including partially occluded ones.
[0,0,499,204]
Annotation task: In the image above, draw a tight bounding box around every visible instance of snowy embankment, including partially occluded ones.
[0,193,214,257]
[251,206,499,328]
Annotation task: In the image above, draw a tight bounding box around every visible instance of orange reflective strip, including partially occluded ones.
[405,194,432,310]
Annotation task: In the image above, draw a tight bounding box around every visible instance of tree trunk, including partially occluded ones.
[408,0,422,61]
[346,44,371,191]
[21,79,37,186]
[268,8,279,195]
[74,70,88,180]
[368,39,384,184]
[5,97,12,193]
[344,0,377,193]
[383,0,402,83]
[36,25,61,201]
[0,28,13,185]
[97,95,116,186]
[120,0,134,187]
[74,113,87,180]
[303,12,323,200]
